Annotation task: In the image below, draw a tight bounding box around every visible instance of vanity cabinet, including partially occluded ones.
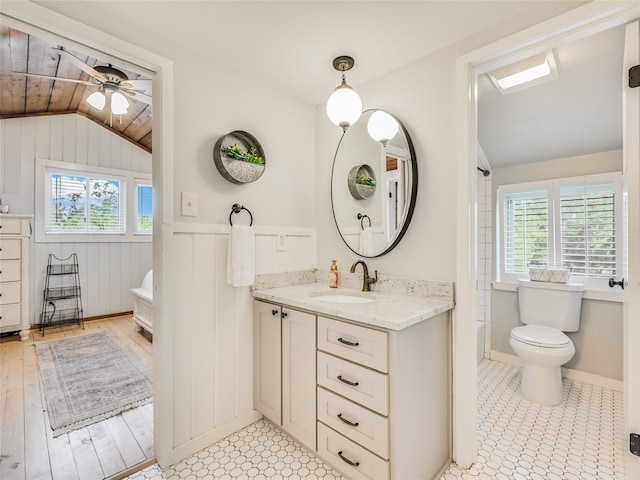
[253,301,316,450]
[252,286,453,480]
[0,215,31,341]
[316,314,451,480]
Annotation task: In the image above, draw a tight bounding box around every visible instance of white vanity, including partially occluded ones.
[252,282,454,480]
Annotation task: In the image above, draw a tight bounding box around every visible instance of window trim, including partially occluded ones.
[497,172,622,290]
[35,159,152,243]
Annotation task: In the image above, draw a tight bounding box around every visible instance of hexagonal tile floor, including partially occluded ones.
[126,359,625,479]
[125,419,343,480]
[441,359,626,480]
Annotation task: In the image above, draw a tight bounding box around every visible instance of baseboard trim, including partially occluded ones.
[489,350,623,392]
[29,311,134,330]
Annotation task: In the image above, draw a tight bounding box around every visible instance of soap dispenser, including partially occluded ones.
[329,260,339,288]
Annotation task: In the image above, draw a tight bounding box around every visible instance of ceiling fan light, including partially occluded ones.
[367,110,399,146]
[111,91,129,114]
[326,83,362,131]
[87,90,106,110]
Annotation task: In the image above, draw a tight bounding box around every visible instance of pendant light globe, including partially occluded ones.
[367,110,399,146]
[326,56,362,131]
[87,90,106,110]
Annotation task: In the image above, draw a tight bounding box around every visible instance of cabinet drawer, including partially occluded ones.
[0,219,22,235]
[0,260,21,282]
[318,316,388,372]
[0,303,21,328]
[318,387,389,459]
[0,239,21,260]
[317,422,389,480]
[0,282,21,305]
[318,351,388,415]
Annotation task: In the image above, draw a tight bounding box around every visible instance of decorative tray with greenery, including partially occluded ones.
[348,164,377,200]
[213,130,266,184]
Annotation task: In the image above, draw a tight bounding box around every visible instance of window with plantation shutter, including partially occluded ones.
[560,182,616,278]
[35,159,151,243]
[45,170,126,234]
[503,189,548,273]
[135,181,153,234]
[498,173,621,289]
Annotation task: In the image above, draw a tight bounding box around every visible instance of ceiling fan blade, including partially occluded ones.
[52,47,108,82]
[11,71,96,86]
[122,89,152,105]
[123,79,152,92]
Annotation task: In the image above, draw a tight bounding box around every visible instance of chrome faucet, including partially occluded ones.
[350,260,378,292]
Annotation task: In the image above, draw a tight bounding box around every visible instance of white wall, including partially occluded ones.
[0,114,152,322]
[163,48,317,457]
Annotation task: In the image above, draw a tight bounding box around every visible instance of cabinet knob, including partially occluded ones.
[281,311,288,318]
[271,309,278,316]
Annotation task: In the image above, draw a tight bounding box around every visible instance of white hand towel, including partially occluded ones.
[360,226,375,257]
[227,225,255,287]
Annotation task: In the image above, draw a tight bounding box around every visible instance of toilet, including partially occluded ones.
[509,279,585,405]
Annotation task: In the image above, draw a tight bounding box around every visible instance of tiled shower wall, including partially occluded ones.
[477,172,492,358]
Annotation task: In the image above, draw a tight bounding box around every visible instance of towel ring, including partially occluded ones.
[357,213,371,231]
[229,204,253,226]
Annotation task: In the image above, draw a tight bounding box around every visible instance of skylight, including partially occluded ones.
[488,52,558,94]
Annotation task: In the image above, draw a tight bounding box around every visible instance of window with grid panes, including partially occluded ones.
[498,173,621,289]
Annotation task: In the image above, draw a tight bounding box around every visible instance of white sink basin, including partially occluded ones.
[310,292,375,304]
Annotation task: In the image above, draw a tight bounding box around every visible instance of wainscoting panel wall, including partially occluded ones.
[0,115,152,323]
[171,224,315,453]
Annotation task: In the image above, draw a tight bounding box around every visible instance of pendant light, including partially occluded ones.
[367,110,399,146]
[326,56,362,131]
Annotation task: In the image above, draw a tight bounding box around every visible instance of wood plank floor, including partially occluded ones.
[0,315,154,480]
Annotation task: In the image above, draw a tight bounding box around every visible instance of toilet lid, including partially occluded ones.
[511,325,571,348]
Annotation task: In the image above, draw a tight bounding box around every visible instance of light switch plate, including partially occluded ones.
[276,234,286,252]
[181,192,198,217]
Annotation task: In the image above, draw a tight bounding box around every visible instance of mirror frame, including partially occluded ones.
[331,109,418,258]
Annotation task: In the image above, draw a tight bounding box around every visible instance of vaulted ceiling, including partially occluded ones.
[0,26,152,152]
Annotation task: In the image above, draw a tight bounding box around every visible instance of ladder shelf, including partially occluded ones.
[40,253,84,335]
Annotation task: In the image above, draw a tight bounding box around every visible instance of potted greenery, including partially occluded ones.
[222,144,265,165]
[348,165,376,199]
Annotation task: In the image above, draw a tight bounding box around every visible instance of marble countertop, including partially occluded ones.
[252,283,454,331]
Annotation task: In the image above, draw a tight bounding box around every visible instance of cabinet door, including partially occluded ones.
[253,301,282,424]
[282,308,316,450]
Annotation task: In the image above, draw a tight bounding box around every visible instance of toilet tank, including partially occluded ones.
[517,279,585,332]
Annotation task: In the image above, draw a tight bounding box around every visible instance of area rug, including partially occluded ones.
[35,330,153,437]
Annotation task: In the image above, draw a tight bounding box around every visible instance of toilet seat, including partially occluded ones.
[511,325,571,348]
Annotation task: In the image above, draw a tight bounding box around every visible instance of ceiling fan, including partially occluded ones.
[14,47,152,114]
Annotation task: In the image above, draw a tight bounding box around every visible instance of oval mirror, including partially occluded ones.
[331,109,417,257]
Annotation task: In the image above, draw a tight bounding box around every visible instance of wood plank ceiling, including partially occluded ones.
[0,26,152,153]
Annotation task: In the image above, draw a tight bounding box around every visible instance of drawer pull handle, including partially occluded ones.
[337,451,360,467]
[337,375,359,387]
[337,413,359,427]
[337,337,359,347]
